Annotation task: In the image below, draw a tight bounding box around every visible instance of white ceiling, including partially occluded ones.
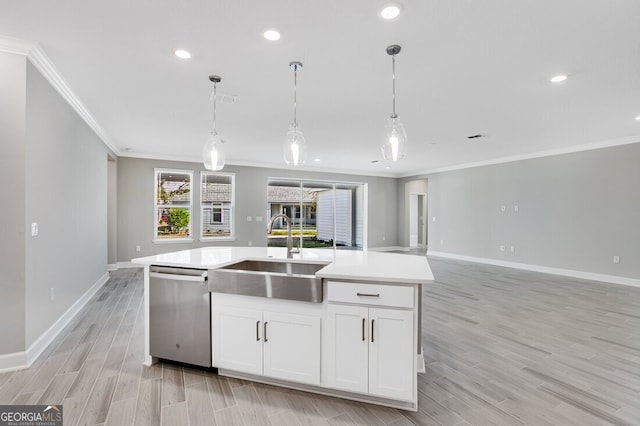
[2,0,640,177]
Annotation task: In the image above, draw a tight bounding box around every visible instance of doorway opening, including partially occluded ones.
[409,192,427,248]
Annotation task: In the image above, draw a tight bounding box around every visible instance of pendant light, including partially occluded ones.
[382,45,407,161]
[284,61,306,166]
[203,75,226,170]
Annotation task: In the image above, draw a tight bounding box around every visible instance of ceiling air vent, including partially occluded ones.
[467,134,486,139]
[370,160,380,164]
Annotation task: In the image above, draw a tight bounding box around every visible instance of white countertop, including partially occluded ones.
[132,247,434,285]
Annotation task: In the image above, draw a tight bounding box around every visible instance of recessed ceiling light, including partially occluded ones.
[635,115,640,121]
[174,49,192,59]
[314,158,321,162]
[380,4,401,20]
[550,74,568,83]
[263,29,281,41]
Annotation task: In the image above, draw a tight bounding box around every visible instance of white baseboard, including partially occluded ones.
[427,251,640,288]
[368,246,406,252]
[0,351,28,373]
[108,263,118,271]
[117,262,143,269]
[24,272,110,366]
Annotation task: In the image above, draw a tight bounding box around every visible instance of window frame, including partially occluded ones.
[153,168,194,243]
[200,171,236,241]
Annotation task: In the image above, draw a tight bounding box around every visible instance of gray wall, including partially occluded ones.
[24,61,109,347]
[108,159,118,265]
[117,157,399,261]
[0,55,111,354]
[401,143,640,279]
[0,53,27,354]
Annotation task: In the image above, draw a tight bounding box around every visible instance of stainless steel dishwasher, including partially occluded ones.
[149,266,211,367]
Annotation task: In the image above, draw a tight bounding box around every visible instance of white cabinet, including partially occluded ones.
[325,282,415,402]
[213,304,321,385]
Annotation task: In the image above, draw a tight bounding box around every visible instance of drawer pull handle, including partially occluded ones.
[362,318,366,341]
[256,321,260,341]
[357,293,380,297]
[264,321,268,343]
[371,319,375,343]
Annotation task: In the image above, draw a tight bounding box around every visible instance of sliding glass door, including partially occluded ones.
[267,178,366,250]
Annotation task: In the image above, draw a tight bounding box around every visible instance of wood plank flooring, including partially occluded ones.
[1,257,639,425]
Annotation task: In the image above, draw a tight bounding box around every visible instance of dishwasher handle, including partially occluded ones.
[149,271,207,282]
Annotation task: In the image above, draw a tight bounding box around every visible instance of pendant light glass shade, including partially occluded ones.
[285,61,306,166]
[381,45,407,161]
[383,116,407,161]
[203,132,226,170]
[285,124,306,166]
[203,75,226,170]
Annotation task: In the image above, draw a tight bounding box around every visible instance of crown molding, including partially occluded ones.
[399,135,640,178]
[119,151,399,178]
[0,34,120,156]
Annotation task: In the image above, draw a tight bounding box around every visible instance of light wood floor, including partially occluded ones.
[1,257,639,425]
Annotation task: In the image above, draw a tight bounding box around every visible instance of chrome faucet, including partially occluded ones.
[267,214,300,259]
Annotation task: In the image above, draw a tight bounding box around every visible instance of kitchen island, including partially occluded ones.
[132,247,433,411]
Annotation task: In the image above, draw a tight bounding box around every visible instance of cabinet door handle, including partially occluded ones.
[256,321,261,341]
[264,321,268,343]
[371,319,375,343]
[357,292,380,297]
[362,318,366,341]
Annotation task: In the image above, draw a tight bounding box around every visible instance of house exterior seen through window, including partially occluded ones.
[155,169,193,241]
[201,172,235,239]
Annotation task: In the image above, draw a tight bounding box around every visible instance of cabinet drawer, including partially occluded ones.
[326,281,414,308]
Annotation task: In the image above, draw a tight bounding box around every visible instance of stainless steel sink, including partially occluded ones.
[208,260,327,303]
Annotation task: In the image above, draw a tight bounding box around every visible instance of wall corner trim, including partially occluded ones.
[427,251,640,288]
[25,272,110,367]
[0,34,119,156]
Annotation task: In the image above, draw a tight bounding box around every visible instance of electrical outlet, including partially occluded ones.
[432,217,436,222]
[382,235,386,241]
[499,245,506,252]
[50,288,55,301]
[514,205,519,212]
[246,216,253,221]
[248,241,252,246]
[256,216,263,222]
[136,245,141,252]
[440,239,444,246]
[500,205,506,212]
[613,255,620,264]
[31,222,39,236]
[510,245,515,253]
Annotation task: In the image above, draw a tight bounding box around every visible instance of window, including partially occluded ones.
[201,172,235,239]
[155,169,192,241]
[211,204,223,224]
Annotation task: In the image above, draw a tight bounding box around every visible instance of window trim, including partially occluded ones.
[153,168,194,243]
[200,171,236,241]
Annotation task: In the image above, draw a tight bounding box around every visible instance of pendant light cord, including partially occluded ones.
[293,64,298,128]
[212,82,218,134]
[391,53,397,118]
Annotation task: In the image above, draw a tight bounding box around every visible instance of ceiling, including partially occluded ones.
[1,0,639,177]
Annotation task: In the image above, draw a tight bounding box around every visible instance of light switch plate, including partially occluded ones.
[31,222,38,236]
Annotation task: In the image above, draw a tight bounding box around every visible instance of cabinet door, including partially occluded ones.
[262,311,321,385]
[325,304,369,393]
[368,308,414,400]
[212,305,263,375]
